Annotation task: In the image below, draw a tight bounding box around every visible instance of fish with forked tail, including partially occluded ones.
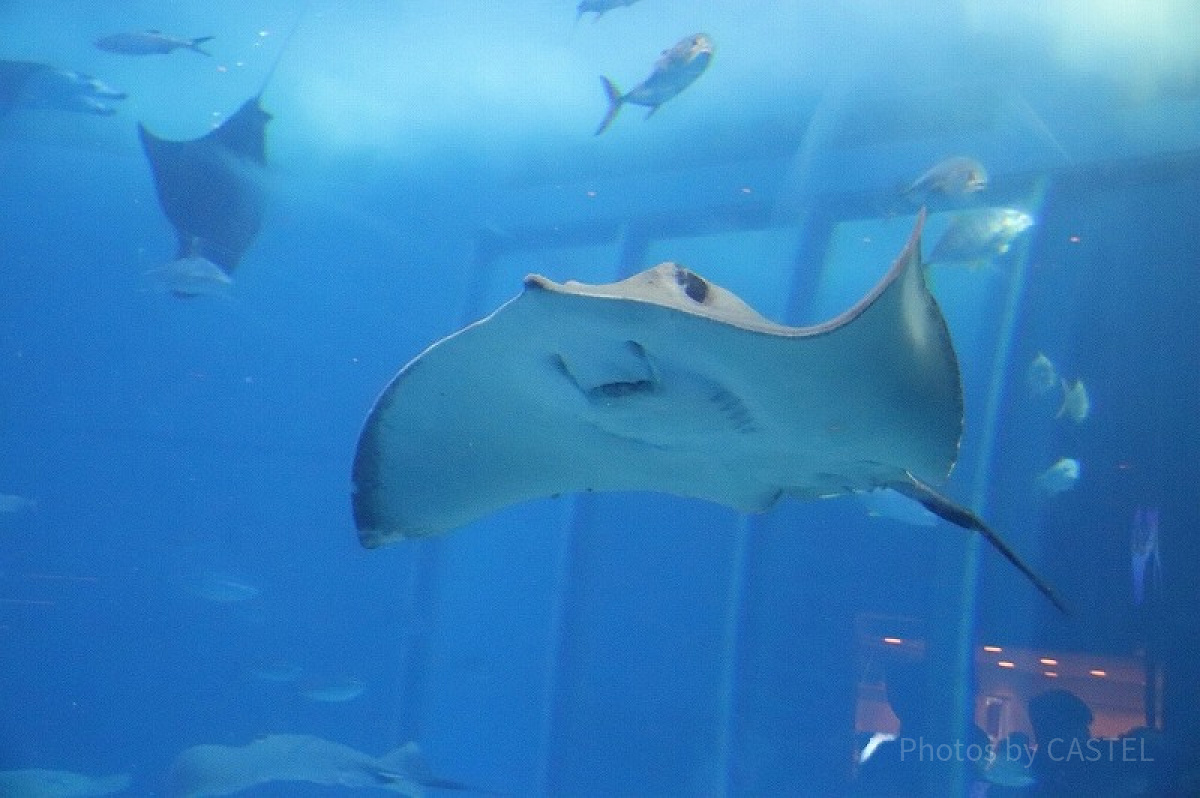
[577,0,642,21]
[95,30,214,56]
[594,33,713,135]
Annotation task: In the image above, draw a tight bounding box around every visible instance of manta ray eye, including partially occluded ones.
[674,268,709,304]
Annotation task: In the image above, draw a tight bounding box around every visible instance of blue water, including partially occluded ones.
[2,2,1198,795]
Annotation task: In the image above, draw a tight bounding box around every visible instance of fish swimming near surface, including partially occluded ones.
[139,96,272,287]
[1056,378,1089,423]
[167,735,474,797]
[1037,457,1080,497]
[95,30,215,57]
[901,156,988,199]
[577,0,642,21]
[929,207,1034,265]
[0,768,131,797]
[1026,352,1057,395]
[0,59,125,116]
[594,33,713,135]
[352,210,1065,612]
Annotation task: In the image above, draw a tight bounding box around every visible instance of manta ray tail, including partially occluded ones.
[594,76,623,135]
[893,473,1069,614]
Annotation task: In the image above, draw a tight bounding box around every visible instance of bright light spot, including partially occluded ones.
[1069,235,1081,244]
[585,190,597,198]
[1044,671,1059,678]
[997,661,1015,668]
[739,186,752,194]
[1090,669,1107,678]
[258,30,270,38]
[983,646,1003,653]
[1039,658,1058,666]
[882,637,903,645]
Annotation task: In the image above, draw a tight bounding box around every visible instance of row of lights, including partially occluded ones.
[882,640,1108,679]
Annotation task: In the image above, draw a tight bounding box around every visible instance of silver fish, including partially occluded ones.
[594,33,713,135]
[929,207,1034,264]
[95,30,214,57]
[1037,457,1080,497]
[902,156,988,198]
[1026,352,1057,395]
[1057,378,1089,423]
[577,0,641,21]
[0,60,126,116]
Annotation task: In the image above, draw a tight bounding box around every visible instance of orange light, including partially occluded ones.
[1089,669,1107,678]
[997,661,1015,668]
[983,646,1003,653]
[882,637,903,645]
[1039,658,1058,666]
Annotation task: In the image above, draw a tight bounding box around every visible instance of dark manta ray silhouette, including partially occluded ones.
[138,95,271,275]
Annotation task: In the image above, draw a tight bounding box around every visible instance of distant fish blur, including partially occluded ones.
[0,768,131,797]
[1057,378,1090,423]
[300,677,366,703]
[577,0,641,21]
[189,573,260,603]
[902,156,988,199]
[144,257,233,298]
[1037,457,1080,497]
[594,33,713,135]
[0,493,35,514]
[1026,353,1057,395]
[929,207,1034,265]
[248,660,304,683]
[95,30,214,57]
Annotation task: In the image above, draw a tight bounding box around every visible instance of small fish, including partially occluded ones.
[95,30,214,57]
[0,493,35,513]
[189,573,260,603]
[1056,378,1089,423]
[144,256,233,298]
[929,207,1034,264]
[901,156,988,198]
[248,660,304,683]
[594,33,713,135]
[1130,506,1162,606]
[300,677,366,703]
[577,0,641,21]
[1037,457,1080,497]
[1026,352,1057,395]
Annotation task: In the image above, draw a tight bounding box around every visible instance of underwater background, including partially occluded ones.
[1,1,1198,795]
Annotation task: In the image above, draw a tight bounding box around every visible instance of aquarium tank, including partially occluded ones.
[1,1,1197,795]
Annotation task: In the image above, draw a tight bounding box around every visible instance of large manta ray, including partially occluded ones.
[138,95,271,275]
[352,212,1065,611]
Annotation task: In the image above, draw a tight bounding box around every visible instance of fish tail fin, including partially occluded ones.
[893,473,1069,614]
[189,36,215,56]
[594,76,622,135]
[1055,377,1069,418]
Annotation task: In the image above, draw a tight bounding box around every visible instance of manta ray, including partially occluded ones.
[166,734,471,797]
[352,211,1065,611]
[138,96,271,287]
